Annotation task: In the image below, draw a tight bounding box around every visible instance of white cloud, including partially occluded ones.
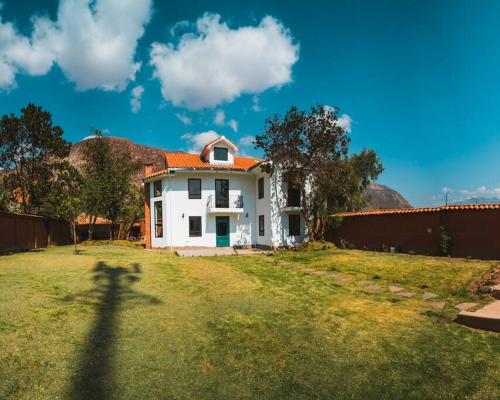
[169,19,191,37]
[436,185,500,204]
[130,85,144,113]
[324,106,352,133]
[181,130,220,153]
[0,12,56,88]
[239,135,254,146]
[252,95,262,112]
[0,0,152,90]
[150,13,299,110]
[214,109,225,126]
[175,113,192,125]
[336,114,352,133]
[213,109,238,132]
[228,119,238,133]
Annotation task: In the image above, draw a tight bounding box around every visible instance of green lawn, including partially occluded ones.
[0,245,499,399]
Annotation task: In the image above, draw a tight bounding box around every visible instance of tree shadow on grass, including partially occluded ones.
[63,261,161,400]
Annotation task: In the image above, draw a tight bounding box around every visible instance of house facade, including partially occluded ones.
[143,136,307,249]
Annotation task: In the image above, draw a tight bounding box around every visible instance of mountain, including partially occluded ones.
[452,197,500,205]
[364,183,412,210]
[69,137,412,210]
[69,137,170,185]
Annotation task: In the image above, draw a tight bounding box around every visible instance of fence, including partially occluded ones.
[0,211,71,253]
[327,205,500,260]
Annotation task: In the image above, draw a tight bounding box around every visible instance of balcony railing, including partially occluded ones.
[207,194,244,209]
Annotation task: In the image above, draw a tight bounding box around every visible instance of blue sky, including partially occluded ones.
[1,0,500,207]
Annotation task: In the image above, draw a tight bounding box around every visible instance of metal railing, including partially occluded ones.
[207,194,244,209]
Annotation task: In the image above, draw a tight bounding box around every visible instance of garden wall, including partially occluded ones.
[0,211,71,252]
[327,205,500,260]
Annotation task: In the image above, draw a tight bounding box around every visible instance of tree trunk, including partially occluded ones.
[118,220,133,240]
[109,221,116,240]
[88,215,97,241]
[71,219,78,253]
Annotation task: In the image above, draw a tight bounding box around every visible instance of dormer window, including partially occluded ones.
[214,147,228,161]
[200,136,238,165]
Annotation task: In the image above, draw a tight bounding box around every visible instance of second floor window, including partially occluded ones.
[188,179,201,199]
[287,184,301,207]
[258,177,264,199]
[154,180,162,197]
[214,147,228,161]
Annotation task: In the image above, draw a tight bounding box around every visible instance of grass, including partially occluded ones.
[0,245,499,399]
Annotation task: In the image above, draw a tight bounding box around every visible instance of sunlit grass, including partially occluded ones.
[0,245,499,399]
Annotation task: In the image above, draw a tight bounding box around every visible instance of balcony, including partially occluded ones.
[207,194,244,214]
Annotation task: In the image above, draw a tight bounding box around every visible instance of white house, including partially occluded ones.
[143,136,307,249]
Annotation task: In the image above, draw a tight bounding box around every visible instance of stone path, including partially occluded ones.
[430,302,446,311]
[286,266,454,314]
[397,291,416,298]
[455,303,478,312]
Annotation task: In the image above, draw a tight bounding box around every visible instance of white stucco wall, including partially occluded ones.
[150,171,256,248]
[255,171,272,247]
[148,165,308,249]
[269,168,307,248]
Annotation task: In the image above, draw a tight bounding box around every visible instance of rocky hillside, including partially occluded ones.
[69,137,169,185]
[69,137,412,210]
[364,183,412,210]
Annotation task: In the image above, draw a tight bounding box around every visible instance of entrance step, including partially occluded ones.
[455,300,500,333]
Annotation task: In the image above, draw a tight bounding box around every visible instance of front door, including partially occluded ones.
[216,216,230,247]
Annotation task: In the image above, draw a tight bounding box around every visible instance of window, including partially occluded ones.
[259,215,265,236]
[214,147,228,161]
[289,214,300,236]
[287,184,301,207]
[258,178,264,199]
[215,179,229,208]
[188,179,201,199]
[189,216,202,237]
[153,180,162,197]
[154,201,163,237]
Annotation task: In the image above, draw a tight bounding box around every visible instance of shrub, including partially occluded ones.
[297,241,336,252]
[439,227,452,256]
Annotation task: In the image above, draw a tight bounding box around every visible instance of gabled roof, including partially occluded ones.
[143,152,262,179]
[166,152,261,171]
[335,203,500,217]
[200,136,238,159]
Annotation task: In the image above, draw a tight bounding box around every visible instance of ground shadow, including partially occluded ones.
[63,261,161,400]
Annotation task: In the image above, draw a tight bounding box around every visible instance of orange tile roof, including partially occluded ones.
[144,152,262,179]
[335,203,500,217]
[75,215,113,225]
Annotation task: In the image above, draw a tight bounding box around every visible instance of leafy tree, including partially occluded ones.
[255,104,383,241]
[104,148,141,239]
[80,130,141,240]
[80,130,110,239]
[0,104,71,214]
[117,184,144,240]
[42,162,84,253]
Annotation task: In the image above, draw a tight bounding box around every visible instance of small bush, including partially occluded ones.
[81,240,145,248]
[297,241,336,252]
[439,227,452,256]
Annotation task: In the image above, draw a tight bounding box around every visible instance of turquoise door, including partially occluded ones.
[216,216,230,247]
